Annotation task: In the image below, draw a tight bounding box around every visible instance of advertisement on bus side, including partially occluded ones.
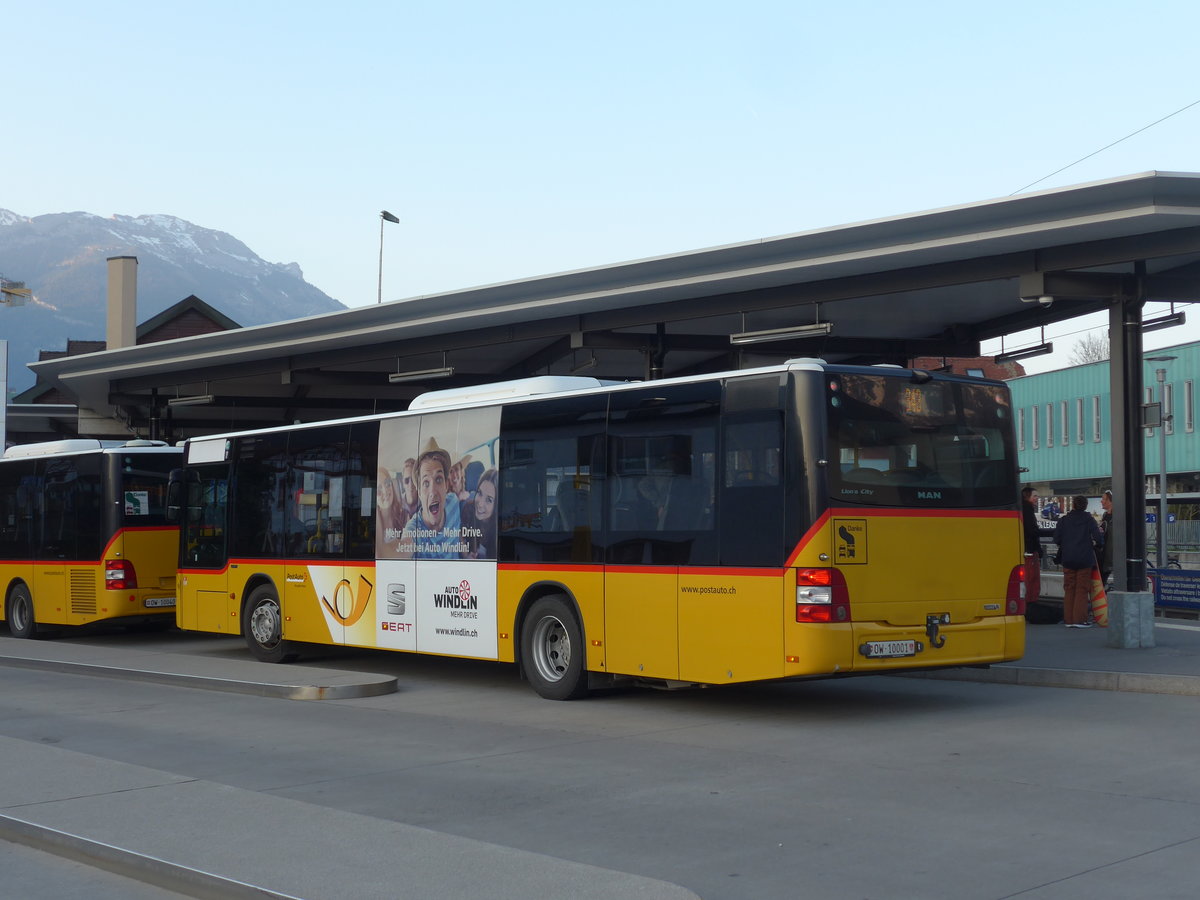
[374,407,500,658]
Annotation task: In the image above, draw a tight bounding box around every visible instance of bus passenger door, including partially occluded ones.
[174,462,234,634]
[281,425,355,646]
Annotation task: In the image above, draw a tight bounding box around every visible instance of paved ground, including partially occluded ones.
[2,618,1198,899]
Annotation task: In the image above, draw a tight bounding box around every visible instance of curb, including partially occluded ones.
[0,655,398,701]
[0,814,298,900]
[901,664,1200,696]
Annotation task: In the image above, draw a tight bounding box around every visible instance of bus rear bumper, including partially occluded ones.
[784,615,1025,677]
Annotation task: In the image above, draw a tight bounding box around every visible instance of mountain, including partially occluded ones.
[0,210,346,393]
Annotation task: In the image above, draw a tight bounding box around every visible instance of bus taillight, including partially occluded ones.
[795,568,851,623]
[1006,565,1025,616]
[105,559,137,591]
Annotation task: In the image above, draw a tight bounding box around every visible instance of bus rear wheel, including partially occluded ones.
[244,586,296,663]
[521,595,588,700]
[6,584,41,640]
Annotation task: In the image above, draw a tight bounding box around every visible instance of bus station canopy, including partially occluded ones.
[29,170,1200,440]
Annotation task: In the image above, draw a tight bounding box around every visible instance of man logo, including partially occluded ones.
[387,583,406,616]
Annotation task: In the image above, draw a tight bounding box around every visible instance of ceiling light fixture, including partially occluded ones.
[994,343,1054,363]
[730,321,834,345]
[167,394,215,407]
[388,366,455,384]
[1142,311,1186,333]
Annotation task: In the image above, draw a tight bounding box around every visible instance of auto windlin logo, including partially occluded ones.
[434,580,478,619]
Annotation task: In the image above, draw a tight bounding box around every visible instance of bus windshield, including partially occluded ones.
[828,373,1016,508]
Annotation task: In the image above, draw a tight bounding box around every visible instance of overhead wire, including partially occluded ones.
[1011,98,1200,195]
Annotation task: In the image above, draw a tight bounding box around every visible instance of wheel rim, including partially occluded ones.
[530,614,571,684]
[249,598,282,649]
[11,594,30,633]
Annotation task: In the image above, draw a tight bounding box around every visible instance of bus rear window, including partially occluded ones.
[828,374,1016,508]
[118,454,176,526]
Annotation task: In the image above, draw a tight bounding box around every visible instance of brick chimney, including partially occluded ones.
[106,255,137,350]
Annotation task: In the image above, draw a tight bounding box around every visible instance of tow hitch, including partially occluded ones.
[926,613,950,649]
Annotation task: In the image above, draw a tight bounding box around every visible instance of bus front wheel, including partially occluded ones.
[6,584,42,640]
[521,595,588,700]
[244,586,296,663]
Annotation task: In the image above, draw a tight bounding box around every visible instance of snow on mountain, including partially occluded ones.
[0,209,346,393]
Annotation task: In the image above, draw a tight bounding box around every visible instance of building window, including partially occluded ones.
[1165,383,1175,435]
[1076,398,1084,444]
[966,368,985,378]
[1092,396,1102,442]
[1031,406,1039,449]
[1060,400,1069,447]
[1045,404,1054,447]
[1186,380,1195,433]
[1017,408,1025,451]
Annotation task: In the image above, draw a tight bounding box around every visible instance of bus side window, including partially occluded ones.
[499,395,607,564]
[345,421,379,561]
[720,414,784,567]
[229,433,290,559]
[0,459,35,560]
[606,383,719,566]
[39,456,102,561]
[286,425,351,559]
[179,464,229,569]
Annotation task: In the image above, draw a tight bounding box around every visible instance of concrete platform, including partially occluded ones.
[0,737,698,900]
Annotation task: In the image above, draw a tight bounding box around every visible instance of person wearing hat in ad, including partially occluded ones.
[398,436,463,559]
[449,454,472,503]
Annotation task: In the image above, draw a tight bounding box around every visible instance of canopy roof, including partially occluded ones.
[31,170,1200,438]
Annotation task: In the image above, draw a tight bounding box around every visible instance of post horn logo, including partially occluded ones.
[322,574,374,626]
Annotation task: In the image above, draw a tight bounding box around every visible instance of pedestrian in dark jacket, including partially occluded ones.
[1099,489,1114,585]
[1021,486,1042,612]
[1053,495,1103,627]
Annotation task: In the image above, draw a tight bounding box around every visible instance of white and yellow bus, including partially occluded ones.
[1,440,181,637]
[171,360,1025,698]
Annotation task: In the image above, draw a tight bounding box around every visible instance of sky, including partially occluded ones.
[5,0,1200,376]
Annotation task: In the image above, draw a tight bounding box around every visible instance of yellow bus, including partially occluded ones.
[171,360,1025,698]
[1,439,181,638]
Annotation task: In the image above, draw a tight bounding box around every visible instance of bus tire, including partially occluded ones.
[521,595,588,700]
[6,584,42,640]
[244,586,296,663]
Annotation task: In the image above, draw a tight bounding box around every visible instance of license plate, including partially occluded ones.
[144,597,176,608]
[861,639,918,659]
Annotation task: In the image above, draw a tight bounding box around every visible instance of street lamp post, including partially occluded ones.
[1147,356,1176,569]
[377,210,399,304]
